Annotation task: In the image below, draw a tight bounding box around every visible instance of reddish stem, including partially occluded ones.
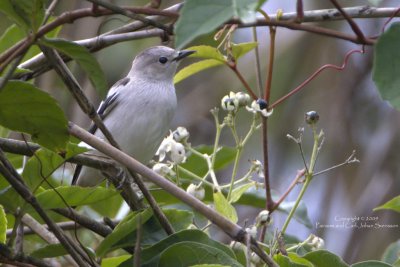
[228,64,258,100]
[270,47,365,109]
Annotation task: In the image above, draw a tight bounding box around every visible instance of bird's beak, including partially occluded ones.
[173,50,196,61]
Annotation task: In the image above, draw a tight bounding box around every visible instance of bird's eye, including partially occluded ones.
[159,57,168,64]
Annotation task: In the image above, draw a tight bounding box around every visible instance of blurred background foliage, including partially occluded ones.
[1,0,399,263]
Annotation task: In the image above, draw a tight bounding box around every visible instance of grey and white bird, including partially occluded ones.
[72,46,194,186]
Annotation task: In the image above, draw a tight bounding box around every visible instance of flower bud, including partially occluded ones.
[173,127,190,142]
[186,183,205,200]
[235,92,251,107]
[305,111,319,125]
[170,142,186,164]
[307,234,325,250]
[246,99,273,117]
[152,163,175,176]
[255,210,270,226]
[245,226,257,238]
[221,92,239,112]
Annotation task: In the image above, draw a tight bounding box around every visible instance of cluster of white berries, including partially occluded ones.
[221,91,273,117]
[306,234,325,250]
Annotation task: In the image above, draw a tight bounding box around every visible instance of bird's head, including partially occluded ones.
[128,46,195,81]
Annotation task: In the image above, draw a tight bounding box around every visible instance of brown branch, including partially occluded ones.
[0,243,53,267]
[0,149,91,266]
[68,122,278,266]
[84,0,172,34]
[272,169,306,211]
[330,0,367,43]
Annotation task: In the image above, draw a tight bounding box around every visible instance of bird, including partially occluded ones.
[72,46,195,187]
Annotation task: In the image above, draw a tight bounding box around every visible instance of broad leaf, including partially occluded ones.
[101,255,131,267]
[231,42,258,59]
[175,0,258,48]
[96,209,153,257]
[351,261,393,267]
[40,38,108,96]
[303,250,349,267]
[0,81,69,152]
[372,22,400,110]
[22,143,87,190]
[0,204,6,243]
[381,240,400,265]
[30,244,67,258]
[119,229,237,266]
[185,46,226,61]
[174,59,223,84]
[156,242,242,267]
[213,191,238,223]
[374,195,400,213]
[33,186,118,210]
[0,0,45,31]
[230,182,255,203]
[274,254,311,267]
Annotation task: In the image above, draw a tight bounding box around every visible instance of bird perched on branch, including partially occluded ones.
[72,46,195,186]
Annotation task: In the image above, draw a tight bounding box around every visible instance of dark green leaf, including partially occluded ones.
[32,186,118,210]
[381,240,400,264]
[40,38,108,96]
[22,144,87,190]
[372,22,400,110]
[190,265,230,267]
[351,261,393,267]
[96,209,153,257]
[175,0,258,48]
[0,204,6,243]
[303,250,349,267]
[374,195,400,213]
[0,186,23,212]
[0,81,69,152]
[140,229,236,266]
[0,0,45,32]
[112,209,194,254]
[156,242,242,267]
[30,244,67,258]
[180,146,236,177]
[274,254,310,267]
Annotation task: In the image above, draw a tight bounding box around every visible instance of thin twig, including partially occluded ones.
[85,0,172,34]
[270,48,364,108]
[330,0,367,43]
[0,243,53,267]
[0,149,91,266]
[271,169,306,211]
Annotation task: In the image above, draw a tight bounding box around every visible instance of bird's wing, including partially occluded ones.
[71,78,128,185]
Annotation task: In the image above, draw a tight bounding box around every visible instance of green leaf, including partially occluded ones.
[101,255,131,267]
[351,261,393,267]
[40,38,108,96]
[30,244,67,258]
[110,209,194,254]
[0,81,69,152]
[0,0,31,31]
[0,204,6,243]
[32,186,118,210]
[174,59,224,84]
[175,0,258,48]
[180,146,236,177]
[190,265,230,267]
[230,182,254,203]
[374,195,400,213]
[186,45,226,61]
[139,229,237,266]
[0,186,22,212]
[213,191,238,223]
[303,250,349,267]
[0,0,45,32]
[156,242,242,267]
[381,240,400,264]
[22,144,87,190]
[274,254,310,267]
[231,42,258,59]
[372,22,400,110]
[96,209,153,257]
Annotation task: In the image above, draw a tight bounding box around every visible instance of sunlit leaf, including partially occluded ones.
[230,182,255,203]
[186,45,226,61]
[214,191,238,223]
[174,59,224,84]
[231,42,258,59]
[0,204,6,243]
[374,195,400,213]
[351,261,393,267]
